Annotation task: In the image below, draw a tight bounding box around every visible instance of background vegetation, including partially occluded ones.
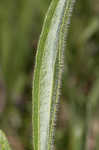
[0,0,99,150]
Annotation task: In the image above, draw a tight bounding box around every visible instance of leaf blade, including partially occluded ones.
[32,0,75,150]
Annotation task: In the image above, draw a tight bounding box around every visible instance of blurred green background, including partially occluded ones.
[0,0,99,150]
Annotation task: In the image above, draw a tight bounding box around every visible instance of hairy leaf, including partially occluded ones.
[32,0,75,150]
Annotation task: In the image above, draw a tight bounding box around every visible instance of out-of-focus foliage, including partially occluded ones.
[0,0,99,150]
[0,130,12,150]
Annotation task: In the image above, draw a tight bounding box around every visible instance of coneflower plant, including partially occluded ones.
[0,0,76,150]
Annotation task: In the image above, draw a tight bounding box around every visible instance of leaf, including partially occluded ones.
[32,0,75,150]
[0,130,12,150]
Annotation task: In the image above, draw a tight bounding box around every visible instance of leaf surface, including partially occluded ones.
[32,0,75,150]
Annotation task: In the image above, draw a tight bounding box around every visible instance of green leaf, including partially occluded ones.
[0,130,12,150]
[32,0,75,150]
